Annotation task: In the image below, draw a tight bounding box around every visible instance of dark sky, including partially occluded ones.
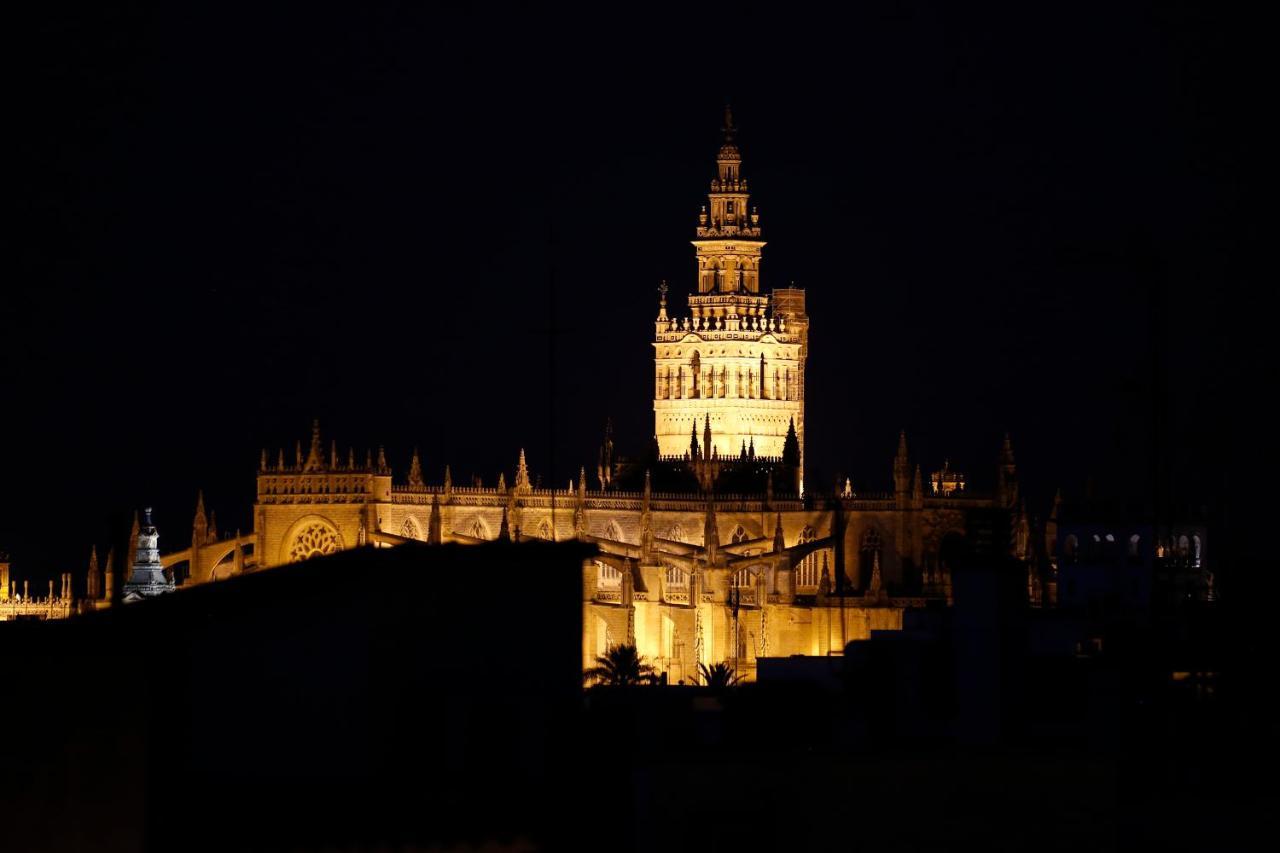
[8,2,1252,581]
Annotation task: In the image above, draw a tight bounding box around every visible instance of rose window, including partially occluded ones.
[288,522,343,562]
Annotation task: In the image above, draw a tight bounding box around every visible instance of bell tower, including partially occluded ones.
[652,108,808,489]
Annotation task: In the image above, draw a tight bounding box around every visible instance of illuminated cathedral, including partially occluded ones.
[57,107,1044,681]
[3,110,1078,677]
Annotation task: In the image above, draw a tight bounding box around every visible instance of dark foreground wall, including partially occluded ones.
[0,542,587,852]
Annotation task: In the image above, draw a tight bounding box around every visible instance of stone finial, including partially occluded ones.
[376,446,389,475]
[498,506,511,541]
[443,465,453,496]
[497,472,507,493]
[259,448,268,472]
[86,546,101,600]
[408,448,425,489]
[303,420,324,472]
[515,449,531,493]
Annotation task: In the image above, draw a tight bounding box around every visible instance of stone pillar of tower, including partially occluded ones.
[123,508,175,601]
[652,108,807,481]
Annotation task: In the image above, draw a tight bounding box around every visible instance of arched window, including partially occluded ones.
[401,516,423,541]
[732,525,747,544]
[731,567,756,589]
[665,565,688,588]
[690,351,701,398]
[796,526,819,590]
[669,523,686,543]
[286,518,344,563]
[469,518,490,541]
[537,519,552,540]
[605,520,624,543]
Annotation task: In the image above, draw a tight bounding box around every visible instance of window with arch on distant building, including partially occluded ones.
[796,526,819,590]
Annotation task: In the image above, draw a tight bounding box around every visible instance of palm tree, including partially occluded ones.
[583,644,658,687]
[698,661,744,688]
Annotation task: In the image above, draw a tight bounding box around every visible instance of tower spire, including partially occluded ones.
[86,546,101,600]
[515,448,531,493]
[303,419,323,472]
[193,490,208,546]
[408,448,425,489]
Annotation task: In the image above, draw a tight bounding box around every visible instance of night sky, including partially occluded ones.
[9,3,1253,583]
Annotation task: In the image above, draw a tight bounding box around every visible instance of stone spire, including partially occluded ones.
[193,491,208,546]
[893,430,910,496]
[428,493,442,545]
[497,472,507,492]
[515,449,532,493]
[303,420,324,472]
[869,550,883,595]
[102,547,116,602]
[703,413,713,461]
[773,512,785,553]
[689,420,701,460]
[376,446,389,475]
[408,448,425,489]
[443,465,453,497]
[330,439,338,470]
[123,508,174,601]
[86,547,102,600]
[277,448,285,470]
[782,418,800,467]
[259,448,268,472]
[126,510,140,575]
[498,506,511,542]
